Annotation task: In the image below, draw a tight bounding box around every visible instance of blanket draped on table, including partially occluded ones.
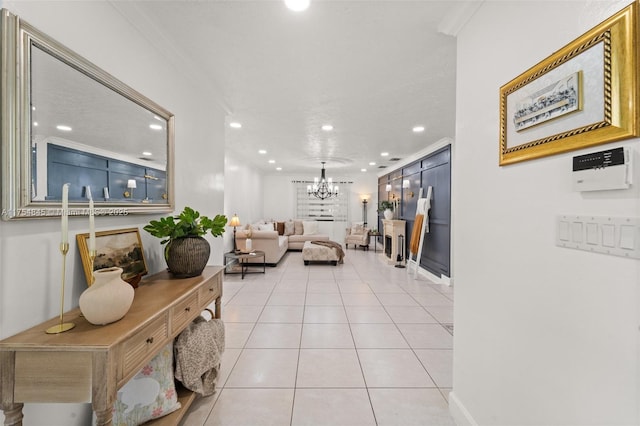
[174,316,225,396]
[311,240,345,264]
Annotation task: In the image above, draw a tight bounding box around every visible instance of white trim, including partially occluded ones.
[407,261,452,286]
[377,137,453,177]
[437,1,484,37]
[448,391,478,426]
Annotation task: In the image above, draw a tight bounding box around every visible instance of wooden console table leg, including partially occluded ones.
[92,352,114,426]
[1,403,24,426]
[1,351,22,426]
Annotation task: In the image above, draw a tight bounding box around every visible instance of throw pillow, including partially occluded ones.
[293,220,304,235]
[258,223,273,231]
[284,221,295,236]
[112,342,180,425]
[351,224,364,235]
[302,220,318,235]
[276,222,285,236]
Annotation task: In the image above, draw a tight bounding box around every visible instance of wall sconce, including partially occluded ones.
[124,179,137,198]
[402,179,414,198]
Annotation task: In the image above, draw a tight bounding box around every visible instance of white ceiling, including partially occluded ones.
[113,0,472,176]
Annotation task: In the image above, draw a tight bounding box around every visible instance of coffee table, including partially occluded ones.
[224,250,266,279]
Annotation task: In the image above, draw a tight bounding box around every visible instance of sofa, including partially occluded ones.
[235,220,330,265]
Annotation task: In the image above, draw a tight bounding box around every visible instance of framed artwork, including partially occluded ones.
[499,2,638,166]
[76,227,148,287]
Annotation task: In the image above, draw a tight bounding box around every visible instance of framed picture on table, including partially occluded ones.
[499,2,638,165]
[76,227,148,287]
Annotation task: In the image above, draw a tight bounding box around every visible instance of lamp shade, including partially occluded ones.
[228,214,241,227]
[385,184,392,192]
[127,179,137,189]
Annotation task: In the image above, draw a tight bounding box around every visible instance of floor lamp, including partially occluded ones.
[362,199,368,227]
[228,214,241,253]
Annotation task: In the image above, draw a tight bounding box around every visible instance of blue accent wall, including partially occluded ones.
[46,144,167,203]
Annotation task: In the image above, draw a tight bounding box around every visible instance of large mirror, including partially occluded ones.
[1,9,174,219]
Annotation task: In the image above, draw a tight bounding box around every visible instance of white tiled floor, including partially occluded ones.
[180,248,454,426]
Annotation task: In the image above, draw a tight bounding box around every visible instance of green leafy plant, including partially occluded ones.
[378,200,394,212]
[144,206,227,245]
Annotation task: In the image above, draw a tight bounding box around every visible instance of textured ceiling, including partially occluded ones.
[112,0,465,175]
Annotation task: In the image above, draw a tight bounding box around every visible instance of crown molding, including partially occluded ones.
[108,1,230,114]
[437,0,484,37]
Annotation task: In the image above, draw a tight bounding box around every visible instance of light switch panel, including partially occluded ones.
[556,215,640,259]
[619,225,636,250]
[559,221,570,241]
[586,223,598,245]
[571,222,583,243]
[602,224,615,247]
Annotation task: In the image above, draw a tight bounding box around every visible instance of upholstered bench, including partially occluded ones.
[302,241,340,265]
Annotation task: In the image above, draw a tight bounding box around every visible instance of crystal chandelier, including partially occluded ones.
[307,162,339,200]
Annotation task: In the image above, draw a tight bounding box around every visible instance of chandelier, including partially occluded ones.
[307,162,339,200]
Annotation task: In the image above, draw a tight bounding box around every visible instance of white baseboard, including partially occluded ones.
[406,260,452,287]
[448,391,477,426]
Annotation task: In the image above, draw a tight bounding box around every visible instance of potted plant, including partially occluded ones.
[144,207,227,278]
[378,200,394,220]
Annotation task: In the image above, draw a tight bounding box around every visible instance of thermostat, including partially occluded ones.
[572,147,631,191]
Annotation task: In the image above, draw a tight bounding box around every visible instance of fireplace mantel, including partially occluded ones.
[381,219,406,265]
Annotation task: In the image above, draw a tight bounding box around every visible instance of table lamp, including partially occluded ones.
[228,214,241,253]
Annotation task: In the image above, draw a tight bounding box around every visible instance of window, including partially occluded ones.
[293,181,350,221]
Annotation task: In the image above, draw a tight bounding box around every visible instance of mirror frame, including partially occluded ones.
[1,9,175,220]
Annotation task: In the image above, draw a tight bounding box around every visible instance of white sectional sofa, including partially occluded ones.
[235,220,330,265]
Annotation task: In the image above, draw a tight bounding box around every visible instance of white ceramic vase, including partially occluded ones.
[383,209,393,220]
[245,238,252,251]
[79,267,134,325]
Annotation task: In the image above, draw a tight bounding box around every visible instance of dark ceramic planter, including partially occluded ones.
[166,236,210,278]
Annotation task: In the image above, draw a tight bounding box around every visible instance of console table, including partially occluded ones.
[0,266,223,426]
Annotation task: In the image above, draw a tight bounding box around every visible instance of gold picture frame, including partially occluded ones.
[76,227,148,287]
[499,2,638,166]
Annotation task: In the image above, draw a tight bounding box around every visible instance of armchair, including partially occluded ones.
[345,223,370,250]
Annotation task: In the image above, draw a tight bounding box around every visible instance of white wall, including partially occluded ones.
[0,2,226,424]
[451,1,639,425]
[262,172,378,241]
[224,152,265,251]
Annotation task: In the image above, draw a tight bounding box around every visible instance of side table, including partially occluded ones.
[224,250,266,279]
[368,232,382,253]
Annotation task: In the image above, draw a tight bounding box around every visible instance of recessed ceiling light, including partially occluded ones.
[321,124,333,131]
[412,126,425,133]
[258,149,267,154]
[276,167,282,171]
[361,168,367,172]
[381,152,389,157]
[56,125,72,131]
[268,160,276,164]
[369,162,376,166]
[33,122,38,127]
[229,122,242,129]
[284,0,310,12]
[149,124,162,130]
[142,151,152,156]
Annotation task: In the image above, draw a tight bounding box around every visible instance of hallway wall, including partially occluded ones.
[0,2,227,424]
[451,1,639,424]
